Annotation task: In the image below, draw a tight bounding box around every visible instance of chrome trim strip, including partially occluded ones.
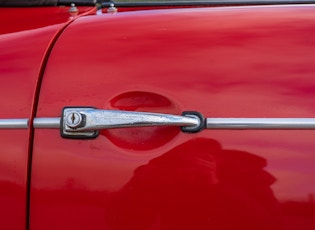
[0,119,29,129]
[33,118,61,128]
[31,117,315,130]
[206,118,315,129]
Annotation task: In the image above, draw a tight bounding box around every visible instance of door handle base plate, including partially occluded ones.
[61,107,99,139]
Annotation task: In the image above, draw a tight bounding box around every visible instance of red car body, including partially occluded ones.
[1,2,315,230]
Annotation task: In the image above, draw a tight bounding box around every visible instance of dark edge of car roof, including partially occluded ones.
[99,0,315,7]
[1,0,315,7]
[0,0,57,6]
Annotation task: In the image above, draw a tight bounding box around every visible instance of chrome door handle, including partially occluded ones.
[59,107,204,138]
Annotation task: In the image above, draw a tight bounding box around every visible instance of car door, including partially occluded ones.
[0,11,74,228]
[30,5,315,230]
[0,6,96,229]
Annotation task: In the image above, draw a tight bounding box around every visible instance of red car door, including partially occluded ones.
[30,5,315,230]
[0,6,94,229]
[0,8,68,229]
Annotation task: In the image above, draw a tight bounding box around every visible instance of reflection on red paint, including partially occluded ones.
[106,138,281,230]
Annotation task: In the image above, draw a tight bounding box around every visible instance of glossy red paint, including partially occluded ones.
[31,4,315,230]
[0,6,94,230]
[0,6,95,35]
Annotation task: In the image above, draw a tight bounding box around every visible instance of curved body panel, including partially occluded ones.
[31,5,315,230]
[0,6,93,229]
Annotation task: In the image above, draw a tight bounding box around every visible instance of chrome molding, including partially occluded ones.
[31,117,315,130]
[3,113,315,133]
[207,118,315,129]
[0,119,29,129]
[56,108,315,138]
[33,118,61,128]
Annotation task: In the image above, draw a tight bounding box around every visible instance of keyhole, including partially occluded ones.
[65,111,82,128]
[71,113,76,124]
